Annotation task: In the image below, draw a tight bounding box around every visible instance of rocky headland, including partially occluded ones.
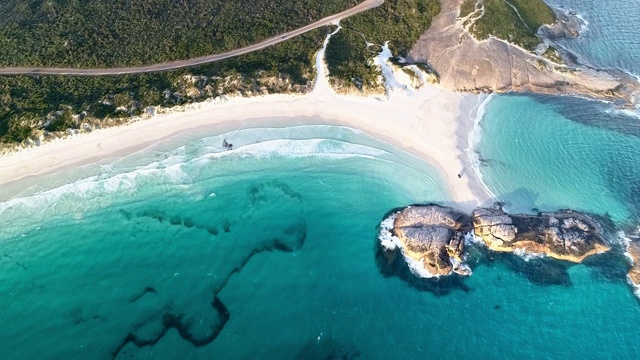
[379,204,610,278]
[408,0,640,107]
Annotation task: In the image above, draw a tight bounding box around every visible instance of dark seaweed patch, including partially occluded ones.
[129,287,157,303]
[501,253,572,287]
[112,229,306,359]
[112,181,306,358]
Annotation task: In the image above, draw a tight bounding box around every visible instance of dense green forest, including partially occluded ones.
[460,0,556,50]
[0,0,352,67]
[325,0,441,90]
[0,0,445,144]
[0,29,326,143]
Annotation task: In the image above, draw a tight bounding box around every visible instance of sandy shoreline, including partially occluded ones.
[0,71,493,211]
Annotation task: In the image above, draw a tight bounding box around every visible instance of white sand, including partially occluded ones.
[0,32,493,211]
[0,82,492,211]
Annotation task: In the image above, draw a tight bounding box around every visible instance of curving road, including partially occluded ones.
[0,0,383,76]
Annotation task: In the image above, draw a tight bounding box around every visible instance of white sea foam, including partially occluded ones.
[465,94,498,199]
[605,107,640,120]
[0,157,191,218]
[378,212,401,251]
[619,231,635,265]
[618,227,640,265]
[404,255,442,279]
[195,138,388,163]
[451,257,473,276]
[573,12,590,30]
[378,210,473,278]
[513,248,546,262]
[377,210,445,278]
[464,231,485,247]
[0,133,391,226]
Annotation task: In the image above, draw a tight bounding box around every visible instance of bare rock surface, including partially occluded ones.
[626,242,640,293]
[408,0,640,107]
[386,205,471,277]
[380,203,611,280]
[472,206,610,262]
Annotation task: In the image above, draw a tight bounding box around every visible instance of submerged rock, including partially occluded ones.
[380,205,472,278]
[472,206,610,262]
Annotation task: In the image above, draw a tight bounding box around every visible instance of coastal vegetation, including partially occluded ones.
[325,0,441,90]
[542,46,563,64]
[0,0,352,67]
[0,31,326,143]
[460,0,556,50]
[0,0,442,144]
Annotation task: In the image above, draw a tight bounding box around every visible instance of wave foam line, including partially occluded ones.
[465,93,498,199]
[0,137,392,219]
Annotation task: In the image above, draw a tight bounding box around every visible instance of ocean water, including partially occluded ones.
[544,0,640,76]
[3,2,640,358]
[474,94,640,225]
[475,0,640,225]
[467,2,640,355]
[3,122,640,359]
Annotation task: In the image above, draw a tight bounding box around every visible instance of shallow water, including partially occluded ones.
[474,94,640,225]
[3,1,640,357]
[2,123,640,359]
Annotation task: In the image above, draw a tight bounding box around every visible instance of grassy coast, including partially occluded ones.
[460,0,556,50]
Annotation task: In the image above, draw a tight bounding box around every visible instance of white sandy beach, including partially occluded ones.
[0,39,493,211]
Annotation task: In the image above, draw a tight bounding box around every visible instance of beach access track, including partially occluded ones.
[0,0,383,76]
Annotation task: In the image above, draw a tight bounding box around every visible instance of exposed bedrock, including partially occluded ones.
[408,0,640,107]
[472,206,610,262]
[626,242,640,293]
[379,204,611,279]
[382,205,472,278]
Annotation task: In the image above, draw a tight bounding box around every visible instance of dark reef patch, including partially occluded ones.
[112,234,306,359]
[582,245,632,283]
[129,287,157,303]
[502,254,572,286]
[112,180,307,358]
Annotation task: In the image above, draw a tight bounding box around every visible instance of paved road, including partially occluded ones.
[0,0,383,76]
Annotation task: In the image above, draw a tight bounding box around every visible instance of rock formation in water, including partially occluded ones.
[380,204,611,279]
[472,206,610,262]
[380,205,472,278]
[626,242,640,293]
[408,0,640,107]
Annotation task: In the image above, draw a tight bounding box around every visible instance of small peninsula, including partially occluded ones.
[409,0,640,106]
[380,204,610,278]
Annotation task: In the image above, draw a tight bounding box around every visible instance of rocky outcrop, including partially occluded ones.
[408,0,640,107]
[380,205,472,278]
[472,207,610,262]
[626,242,640,294]
[380,203,611,280]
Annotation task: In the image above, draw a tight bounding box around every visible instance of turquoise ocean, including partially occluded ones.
[2,1,640,359]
